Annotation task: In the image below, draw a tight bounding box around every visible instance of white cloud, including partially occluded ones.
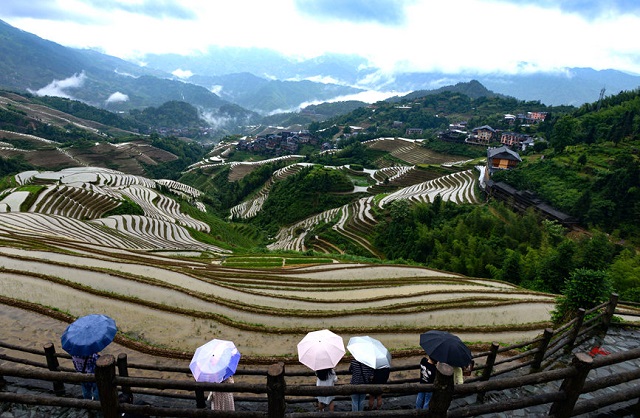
[172,68,193,79]
[2,0,640,75]
[105,91,129,103]
[27,71,86,99]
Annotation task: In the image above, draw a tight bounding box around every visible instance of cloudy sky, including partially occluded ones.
[1,0,640,75]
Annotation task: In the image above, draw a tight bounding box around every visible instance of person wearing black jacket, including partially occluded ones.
[416,356,437,409]
[368,367,390,410]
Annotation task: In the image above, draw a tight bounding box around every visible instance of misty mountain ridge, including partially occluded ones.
[2,18,640,133]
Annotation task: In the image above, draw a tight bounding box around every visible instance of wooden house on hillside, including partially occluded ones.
[485,180,578,226]
[487,145,522,175]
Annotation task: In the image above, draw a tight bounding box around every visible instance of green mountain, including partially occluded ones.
[0,19,258,132]
[393,80,504,101]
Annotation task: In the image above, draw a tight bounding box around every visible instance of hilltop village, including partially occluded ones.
[232,110,549,158]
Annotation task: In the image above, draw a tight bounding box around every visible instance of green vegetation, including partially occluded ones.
[493,89,640,242]
[180,202,266,250]
[0,156,36,177]
[33,95,143,132]
[308,139,387,168]
[551,269,613,324]
[102,197,144,217]
[369,198,627,297]
[252,165,360,233]
[18,185,44,211]
[129,101,205,130]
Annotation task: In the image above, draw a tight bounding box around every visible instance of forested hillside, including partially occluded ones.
[1,82,639,305]
[494,88,640,242]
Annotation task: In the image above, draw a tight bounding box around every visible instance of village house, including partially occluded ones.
[472,125,496,144]
[500,132,532,147]
[406,128,423,136]
[439,129,467,142]
[486,145,522,175]
[516,112,548,125]
[449,121,468,130]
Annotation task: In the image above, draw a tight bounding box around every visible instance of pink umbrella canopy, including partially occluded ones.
[297,329,345,371]
[189,339,241,383]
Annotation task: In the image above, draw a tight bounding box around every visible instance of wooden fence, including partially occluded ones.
[1,294,639,417]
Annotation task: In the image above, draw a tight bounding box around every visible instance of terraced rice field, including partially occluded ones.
[0,167,226,252]
[0,241,555,359]
[268,167,480,253]
[0,164,557,360]
[364,137,466,165]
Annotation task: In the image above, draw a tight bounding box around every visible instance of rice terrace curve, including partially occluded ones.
[0,165,556,361]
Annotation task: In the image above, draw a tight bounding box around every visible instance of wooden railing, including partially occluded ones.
[1,294,639,417]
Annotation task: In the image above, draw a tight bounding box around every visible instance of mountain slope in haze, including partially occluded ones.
[142,46,640,107]
[0,20,364,118]
[0,91,206,177]
[0,19,257,130]
[188,72,363,114]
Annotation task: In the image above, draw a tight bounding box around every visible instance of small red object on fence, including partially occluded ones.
[589,346,611,357]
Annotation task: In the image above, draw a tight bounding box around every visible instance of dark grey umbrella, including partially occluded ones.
[419,330,472,367]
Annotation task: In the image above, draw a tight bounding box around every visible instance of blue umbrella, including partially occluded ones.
[61,314,117,356]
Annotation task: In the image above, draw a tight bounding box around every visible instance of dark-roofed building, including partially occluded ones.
[485,180,578,227]
[487,146,522,175]
[472,125,496,144]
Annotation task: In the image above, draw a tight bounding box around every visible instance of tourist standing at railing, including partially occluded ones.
[314,368,338,412]
[368,366,390,410]
[416,355,437,409]
[207,376,235,411]
[348,359,374,411]
[71,353,100,400]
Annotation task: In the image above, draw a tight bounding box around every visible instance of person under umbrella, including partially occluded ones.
[314,368,338,412]
[297,330,345,412]
[61,314,117,401]
[346,336,392,411]
[189,339,241,411]
[416,355,437,409]
[348,358,374,411]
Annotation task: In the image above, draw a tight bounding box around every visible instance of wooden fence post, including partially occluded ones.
[476,342,500,403]
[95,354,119,418]
[427,362,454,417]
[267,362,286,418]
[602,293,619,332]
[565,308,586,353]
[531,328,554,372]
[116,353,132,399]
[548,352,593,418]
[195,388,207,409]
[43,343,65,396]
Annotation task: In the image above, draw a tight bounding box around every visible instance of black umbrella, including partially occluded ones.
[419,330,472,367]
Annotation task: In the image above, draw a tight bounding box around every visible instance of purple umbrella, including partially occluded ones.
[190,339,241,383]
